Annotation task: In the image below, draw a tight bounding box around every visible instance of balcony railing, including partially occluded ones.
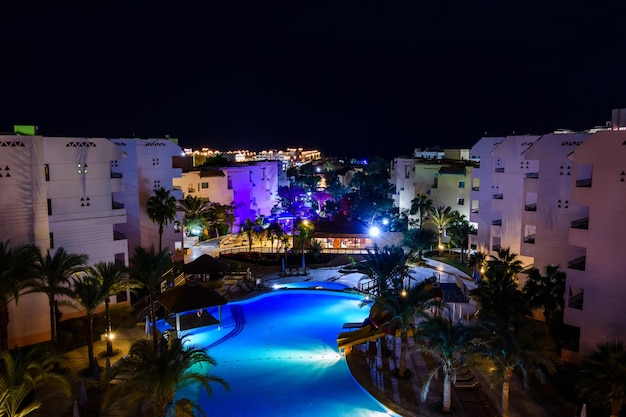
[491,219,502,226]
[570,217,589,230]
[471,186,479,191]
[492,193,503,200]
[112,201,125,210]
[113,230,126,241]
[492,244,502,252]
[575,178,592,187]
[524,203,537,211]
[568,256,586,271]
[523,234,536,244]
[525,172,539,179]
[187,188,196,193]
[471,208,479,214]
[110,172,123,178]
[495,167,504,173]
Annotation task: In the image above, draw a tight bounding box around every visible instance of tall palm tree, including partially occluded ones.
[363,245,409,297]
[473,316,559,417]
[403,227,437,262]
[414,316,478,413]
[26,247,88,346]
[0,345,70,417]
[410,194,433,229]
[266,221,285,253]
[427,206,457,254]
[128,246,172,352]
[471,248,530,322]
[146,187,178,253]
[101,338,228,417]
[523,265,566,324]
[86,262,137,356]
[467,250,488,283]
[239,218,262,252]
[177,196,211,253]
[71,274,108,372]
[576,340,626,417]
[295,219,314,268]
[448,215,476,263]
[0,241,37,351]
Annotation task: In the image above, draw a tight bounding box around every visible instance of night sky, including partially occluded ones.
[2,2,626,158]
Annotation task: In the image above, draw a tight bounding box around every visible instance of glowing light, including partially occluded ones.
[369,226,380,237]
[382,218,389,225]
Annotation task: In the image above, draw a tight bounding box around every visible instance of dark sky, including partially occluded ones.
[2,2,626,158]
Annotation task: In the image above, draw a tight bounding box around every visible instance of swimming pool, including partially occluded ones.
[164,290,399,416]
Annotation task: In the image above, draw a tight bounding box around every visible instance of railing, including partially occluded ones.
[492,244,501,252]
[187,188,196,193]
[568,256,586,271]
[491,219,502,226]
[471,186,479,191]
[495,167,504,173]
[113,230,126,241]
[524,203,537,211]
[471,208,479,213]
[112,201,125,209]
[523,234,536,244]
[525,172,539,179]
[575,178,592,187]
[492,193,503,200]
[110,172,123,178]
[173,272,186,287]
[568,292,584,310]
[570,217,589,229]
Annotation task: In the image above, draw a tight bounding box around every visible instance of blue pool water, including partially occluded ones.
[163,290,399,416]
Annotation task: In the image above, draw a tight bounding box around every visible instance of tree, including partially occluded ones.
[266,221,285,253]
[467,250,488,283]
[448,215,476,263]
[27,247,88,346]
[0,345,70,417]
[403,227,437,261]
[71,274,108,372]
[276,185,306,217]
[409,194,433,229]
[576,340,626,417]
[295,219,314,268]
[146,187,178,253]
[523,265,566,324]
[87,262,137,356]
[177,196,211,251]
[239,218,262,252]
[414,316,478,413]
[0,241,37,351]
[128,246,172,352]
[363,245,409,297]
[101,338,228,417]
[471,248,529,322]
[427,206,457,254]
[474,316,559,417]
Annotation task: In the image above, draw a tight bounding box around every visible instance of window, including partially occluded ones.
[44,164,50,181]
[458,181,465,188]
[47,199,52,215]
[457,198,465,205]
[227,176,233,190]
[201,182,209,189]
[49,232,54,249]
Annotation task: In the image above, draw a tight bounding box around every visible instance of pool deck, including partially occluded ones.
[31,253,577,417]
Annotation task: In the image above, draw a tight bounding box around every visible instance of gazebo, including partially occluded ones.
[157,282,228,338]
[183,254,231,281]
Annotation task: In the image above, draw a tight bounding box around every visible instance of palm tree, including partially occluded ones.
[295,219,314,268]
[448,215,476,263]
[523,265,566,324]
[474,316,559,417]
[87,262,137,356]
[266,221,285,253]
[177,196,211,254]
[467,250,488,283]
[471,248,530,322]
[26,247,88,346]
[576,340,626,417]
[239,218,262,252]
[0,241,37,351]
[414,316,478,413]
[410,194,433,229]
[101,338,228,417]
[427,206,457,254]
[0,345,70,417]
[71,274,108,372]
[363,245,409,297]
[403,227,437,262]
[146,187,178,253]
[128,246,172,352]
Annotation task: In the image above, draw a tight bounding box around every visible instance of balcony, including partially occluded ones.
[575,178,592,187]
[113,230,126,241]
[525,172,539,179]
[524,203,537,212]
[492,244,501,252]
[187,188,196,193]
[471,186,479,191]
[491,219,502,226]
[495,167,504,173]
[492,193,503,200]
[568,256,586,271]
[430,184,438,189]
[112,201,125,210]
[570,217,589,230]
[110,171,123,178]
[523,234,536,244]
[471,208,479,214]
